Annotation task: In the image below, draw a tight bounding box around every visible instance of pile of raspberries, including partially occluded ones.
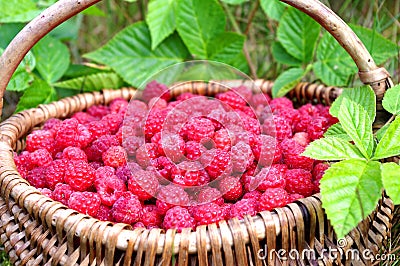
[14,81,337,232]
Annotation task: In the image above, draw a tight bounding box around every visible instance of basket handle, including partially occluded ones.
[0,0,394,117]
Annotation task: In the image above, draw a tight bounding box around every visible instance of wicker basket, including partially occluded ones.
[0,0,395,265]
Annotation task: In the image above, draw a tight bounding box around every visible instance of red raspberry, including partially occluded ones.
[142,80,171,103]
[87,105,110,119]
[307,116,329,140]
[202,149,232,179]
[55,118,89,150]
[229,198,258,220]
[62,146,87,161]
[25,167,46,188]
[94,166,115,181]
[89,161,104,169]
[144,109,168,140]
[176,92,196,101]
[216,91,246,110]
[231,141,254,173]
[156,185,190,214]
[30,148,53,167]
[298,103,320,117]
[163,109,188,133]
[87,121,110,141]
[96,205,113,221]
[212,129,234,151]
[45,159,68,189]
[312,163,329,193]
[111,191,142,224]
[242,190,262,201]
[288,193,304,202]
[65,160,95,191]
[163,206,196,232]
[258,188,289,211]
[68,192,101,216]
[116,162,141,183]
[109,98,128,114]
[221,203,232,218]
[233,86,252,102]
[249,93,270,108]
[256,165,287,192]
[86,135,119,161]
[122,136,144,157]
[252,135,282,166]
[172,170,201,187]
[159,134,185,163]
[42,118,62,133]
[72,112,96,124]
[136,143,160,167]
[270,97,293,111]
[281,138,314,170]
[102,146,127,168]
[141,205,162,228]
[133,222,146,229]
[285,169,314,197]
[151,156,178,180]
[192,203,225,226]
[197,169,211,186]
[149,97,168,109]
[14,151,33,172]
[101,113,123,134]
[52,183,74,205]
[262,115,292,141]
[95,174,127,206]
[239,114,261,135]
[184,141,206,161]
[128,170,159,200]
[219,176,243,201]
[294,113,312,133]
[180,117,215,143]
[317,105,338,125]
[25,130,55,153]
[197,187,224,206]
[273,108,301,128]
[292,132,310,147]
[38,188,53,198]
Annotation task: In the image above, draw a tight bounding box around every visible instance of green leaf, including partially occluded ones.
[382,84,400,115]
[272,67,306,98]
[176,0,226,58]
[324,123,352,141]
[50,15,83,41]
[15,79,56,112]
[7,71,34,92]
[314,33,358,86]
[271,42,302,67]
[277,7,320,63]
[321,159,382,239]
[177,62,240,81]
[351,24,399,65]
[208,32,247,70]
[81,5,106,16]
[63,64,107,79]
[84,22,189,88]
[375,123,390,141]
[0,23,25,49]
[381,162,400,204]
[146,0,177,49]
[338,98,374,159]
[260,0,287,21]
[373,116,400,160]
[0,0,41,23]
[220,0,248,4]
[330,86,376,121]
[32,36,70,83]
[54,73,123,92]
[303,137,363,160]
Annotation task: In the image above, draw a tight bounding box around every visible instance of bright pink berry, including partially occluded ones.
[102,146,127,168]
[141,205,162,228]
[96,205,113,221]
[184,141,206,161]
[25,130,55,153]
[219,176,243,201]
[144,109,168,140]
[62,146,87,161]
[202,149,232,179]
[26,167,46,188]
[135,143,160,168]
[87,121,110,141]
[38,188,53,198]
[111,191,142,224]
[52,183,74,205]
[156,185,190,214]
[197,187,224,206]
[231,141,254,173]
[192,203,225,226]
[109,98,128,114]
[312,163,329,192]
[270,97,293,111]
[212,129,234,151]
[216,91,246,110]
[65,160,95,191]
[72,112,96,124]
[180,117,215,143]
[258,188,289,211]
[95,174,127,206]
[288,193,304,202]
[87,105,110,119]
[242,190,262,201]
[262,115,292,141]
[45,159,68,189]
[307,116,329,140]
[128,170,159,200]
[101,113,123,134]
[252,135,282,166]
[256,165,287,192]
[292,132,310,147]
[142,80,171,103]
[68,191,101,216]
[229,198,258,220]
[159,134,185,163]
[163,206,195,232]
[285,169,314,197]
[281,138,314,170]
[86,135,119,161]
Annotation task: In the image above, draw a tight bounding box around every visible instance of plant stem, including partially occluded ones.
[244,0,260,35]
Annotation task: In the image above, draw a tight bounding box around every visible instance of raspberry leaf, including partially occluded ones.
[375,123,390,141]
[277,7,320,63]
[272,67,307,98]
[320,159,382,239]
[381,162,400,204]
[382,84,400,115]
[0,0,41,23]
[271,42,302,67]
[15,78,56,112]
[323,123,351,141]
[54,73,123,92]
[146,0,177,50]
[302,137,363,160]
[260,0,287,21]
[373,116,400,160]
[221,0,249,5]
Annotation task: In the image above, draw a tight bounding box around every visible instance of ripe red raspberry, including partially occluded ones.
[288,193,304,202]
[239,115,261,135]
[252,135,282,166]
[141,205,162,228]
[45,159,68,189]
[102,146,127,168]
[149,97,168,109]
[159,134,185,163]
[242,190,262,201]
[109,98,128,114]
[219,176,243,201]
[86,135,119,161]
[231,141,254,173]
[143,109,168,140]
[285,169,314,197]
[197,169,211,185]
[62,146,87,161]
[87,121,110,141]
[52,183,74,205]
[258,188,289,211]
[38,188,53,198]
[269,97,293,111]
[192,203,225,226]
[101,113,123,134]
[312,163,329,193]
[212,129,234,151]
[307,116,329,140]
[68,192,101,216]
[142,80,171,103]
[163,109,188,133]
[292,132,310,147]
[317,105,338,125]
[14,151,33,172]
[128,170,159,200]
[298,103,320,117]
[202,149,232,179]
[294,113,312,133]
[65,160,95,191]
[262,115,292,141]
[136,143,160,168]
[151,156,178,180]
[87,105,110,119]
[116,162,141,183]
[89,161,104,169]
[281,138,314,170]
[180,117,215,143]
[273,108,301,128]
[163,206,196,232]
[72,112,96,124]
[233,86,252,102]
[26,167,46,188]
[221,203,232,218]
[172,170,201,187]
[30,148,53,168]
[95,174,127,206]
[184,141,206,161]
[156,185,190,214]
[25,130,55,153]
[216,91,246,110]
[256,165,287,192]
[197,187,224,206]
[249,93,270,108]
[111,191,142,224]
[229,198,258,220]
[96,205,113,221]
[55,118,90,150]
[94,166,115,181]
[42,118,62,133]
[122,136,144,157]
